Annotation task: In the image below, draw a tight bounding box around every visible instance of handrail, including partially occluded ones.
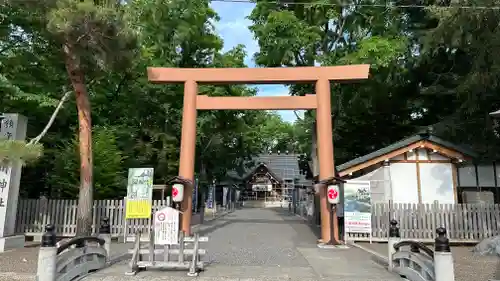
[57,236,105,254]
[393,240,434,259]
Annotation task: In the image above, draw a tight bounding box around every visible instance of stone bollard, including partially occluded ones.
[37,224,57,281]
[99,217,112,262]
[387,219,400,272]
[434,227,455,281]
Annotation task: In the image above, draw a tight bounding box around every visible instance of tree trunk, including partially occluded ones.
[63,43,94,236]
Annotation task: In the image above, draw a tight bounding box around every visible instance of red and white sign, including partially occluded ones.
[154,207,180,245]
[327,185,340,204]
[157,212,166,222]
[172,183,184,202]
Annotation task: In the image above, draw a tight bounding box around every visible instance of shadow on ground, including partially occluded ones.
[196,207,321,243]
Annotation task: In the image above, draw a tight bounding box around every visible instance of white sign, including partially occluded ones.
[126,168,154,200]
[0,114,27,238]
[154,207,180,245]
[0,162,11,237]
[252,184,272,191]
[344,180,372,234]
[125,168,154,219]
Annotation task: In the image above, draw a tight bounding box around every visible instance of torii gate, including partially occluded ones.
[147,65,370,243]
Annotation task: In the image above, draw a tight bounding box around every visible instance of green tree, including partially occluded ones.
[411,1,500,159]
[49,126,127,199]
[248,1,419,167]
[5,0,137,234]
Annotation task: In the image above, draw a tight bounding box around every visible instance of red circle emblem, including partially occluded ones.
[157,213,166,221]
[328,188,338,200]
[172,187,179,197]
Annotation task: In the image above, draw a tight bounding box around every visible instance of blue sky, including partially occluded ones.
[210,1,303,123]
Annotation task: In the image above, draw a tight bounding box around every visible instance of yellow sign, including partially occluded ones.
[125,168,154,219]
[126,200,152,219]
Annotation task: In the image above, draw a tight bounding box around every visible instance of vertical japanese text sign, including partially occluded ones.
[125,168,154,219]
[0,114,27,237]
[154,206,179,245]
[192,177,198,212]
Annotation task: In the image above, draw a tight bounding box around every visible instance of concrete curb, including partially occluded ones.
[347,241,389,264]
[347,242,410,281]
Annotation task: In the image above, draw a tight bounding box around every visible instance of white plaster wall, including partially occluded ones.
[391,154,405,160]
[353,166,391,203]
[417,148,428,160]
[429,153,449,160]
[407,150,417,160]
[419,163,455,204]
[390,163,419,203]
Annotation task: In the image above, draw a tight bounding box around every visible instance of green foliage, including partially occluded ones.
[0,0,300,199]
[248,1,418,164]
[0,140,43,164]
[337,36,408,69]
[3,0,500,201]
[48,126,127,199]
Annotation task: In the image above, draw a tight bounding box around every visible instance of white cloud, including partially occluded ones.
[211,2,258,65]
[211,2,299,123]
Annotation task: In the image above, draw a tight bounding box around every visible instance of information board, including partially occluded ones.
[154,207,180,245]
[206,185,214,209]
[192,177,198,212]
[344,180,372,234]
[125,168,154,219]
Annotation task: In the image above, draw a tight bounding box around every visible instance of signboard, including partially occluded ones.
[0,114,26,239]
[125,168,154,219]
[192,177,198,212]
[344,180,372,234]
[154,207,179,245]
[252,184,272,192]
[207,185,214,209]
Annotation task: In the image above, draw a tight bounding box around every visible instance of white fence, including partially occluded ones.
[15,199,500,243]
[15,198,173,238]
[345,202,500,243]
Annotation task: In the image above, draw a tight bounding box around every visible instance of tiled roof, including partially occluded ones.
[225,153,312,186]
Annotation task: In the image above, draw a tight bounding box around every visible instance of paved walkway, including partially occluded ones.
[86,207,403,281]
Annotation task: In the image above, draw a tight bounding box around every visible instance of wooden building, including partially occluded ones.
[336,132,478,204]
[223,153,312,207]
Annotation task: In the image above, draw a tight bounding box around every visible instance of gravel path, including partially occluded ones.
[356,241,500,281]
[93,207,403,281]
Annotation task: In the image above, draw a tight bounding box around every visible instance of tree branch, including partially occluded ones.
[294,110,303,121]
[28,91,72,145]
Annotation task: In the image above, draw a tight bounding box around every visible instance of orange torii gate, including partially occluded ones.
[147,65,370,243]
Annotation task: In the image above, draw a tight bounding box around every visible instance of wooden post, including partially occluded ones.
[178,80,198,236]
[315,79,337,242]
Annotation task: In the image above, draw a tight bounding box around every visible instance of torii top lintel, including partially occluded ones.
[147,64,370,84]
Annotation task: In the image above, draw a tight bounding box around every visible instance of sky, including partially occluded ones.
[210,1,303,123]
